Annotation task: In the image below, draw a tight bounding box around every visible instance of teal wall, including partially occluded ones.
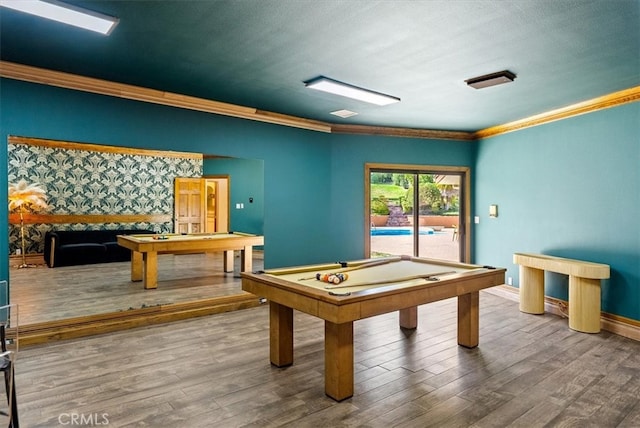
[0,78,332,273]
[2,77,638,324]
[0,79,474,285]
[327,133,475,262]
[203,157,264,236]
[474,103,640,321]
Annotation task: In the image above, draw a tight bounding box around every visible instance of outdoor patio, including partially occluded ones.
[370,226,459,261]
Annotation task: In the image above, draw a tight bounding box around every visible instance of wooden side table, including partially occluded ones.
[513,253,610,333]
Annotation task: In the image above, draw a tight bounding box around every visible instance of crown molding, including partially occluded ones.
[0,61,472,140]
[331,124,475,141]
[0,61,331,133]
[2,61,638,141]
[8,134,202,159]
[474,85,640,139]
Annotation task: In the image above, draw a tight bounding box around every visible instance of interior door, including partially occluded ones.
[174,178,205,233]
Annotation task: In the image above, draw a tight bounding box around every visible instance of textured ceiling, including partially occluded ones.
[1,0,639,132]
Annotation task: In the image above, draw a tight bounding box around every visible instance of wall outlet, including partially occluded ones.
[507,276,513,285]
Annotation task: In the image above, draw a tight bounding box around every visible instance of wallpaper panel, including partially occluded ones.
[8,141,202,254]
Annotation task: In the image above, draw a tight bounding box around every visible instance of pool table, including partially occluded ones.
[241,255,505,401]
[117,231,263,289]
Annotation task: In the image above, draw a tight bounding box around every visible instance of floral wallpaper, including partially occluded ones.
[8,141,202,254]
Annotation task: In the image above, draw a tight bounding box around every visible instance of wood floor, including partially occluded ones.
[13,292,640,427]
[10,252,263,325]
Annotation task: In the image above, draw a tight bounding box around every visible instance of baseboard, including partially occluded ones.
[9,253,45,267]
[485,285,640,342]
[16,281,640,345]
[19,293,263,346]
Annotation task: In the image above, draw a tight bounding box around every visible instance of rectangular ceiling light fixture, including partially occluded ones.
[305,76,400,106]
[0,0,119,35]
[465,70,516,89]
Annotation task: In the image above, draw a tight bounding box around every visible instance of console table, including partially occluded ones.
[513,253,610,333]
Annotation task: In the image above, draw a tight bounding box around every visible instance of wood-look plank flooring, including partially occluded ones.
[12,292,640,427]
[10,252,263,325]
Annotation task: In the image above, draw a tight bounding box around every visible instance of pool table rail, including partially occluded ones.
[241,256,506,401]
[242,261,505,323]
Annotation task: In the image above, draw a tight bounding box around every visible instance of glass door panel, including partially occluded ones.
[417,173,460,261]
[369,169,462,262]
[369,172,414,257]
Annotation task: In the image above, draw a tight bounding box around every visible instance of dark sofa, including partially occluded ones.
[44,229,155,268]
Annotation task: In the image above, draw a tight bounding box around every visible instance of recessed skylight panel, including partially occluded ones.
[330,109,359,118]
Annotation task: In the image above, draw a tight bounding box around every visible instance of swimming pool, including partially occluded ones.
[370,227,435,236]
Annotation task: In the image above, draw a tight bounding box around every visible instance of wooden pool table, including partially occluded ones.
[242,255,505,401]
[117,232,263,289]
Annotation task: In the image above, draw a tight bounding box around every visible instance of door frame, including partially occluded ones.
[204,175,230,233]
[364,163,471,262]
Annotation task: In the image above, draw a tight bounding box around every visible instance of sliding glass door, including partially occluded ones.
[366,164,469,262]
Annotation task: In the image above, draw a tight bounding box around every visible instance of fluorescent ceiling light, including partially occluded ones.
[465,70,516,89]
[0,0,119,35]
[305,76,400,106]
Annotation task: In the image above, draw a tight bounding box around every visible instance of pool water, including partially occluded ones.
[371,227,435,236]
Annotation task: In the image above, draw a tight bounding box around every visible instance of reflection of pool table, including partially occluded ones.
[117,232,264,289]
[242,256,505,401]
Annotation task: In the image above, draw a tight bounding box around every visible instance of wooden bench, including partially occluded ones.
[513,253,610,333]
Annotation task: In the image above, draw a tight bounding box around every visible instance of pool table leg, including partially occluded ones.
[399,306,418,329]
[241,246,253,272]
[223,250,234,273]
[130,250,143,282]
[325,321,354,401]
[269,301,294,367]
[142,251,158,289]
[458,291,479,348]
